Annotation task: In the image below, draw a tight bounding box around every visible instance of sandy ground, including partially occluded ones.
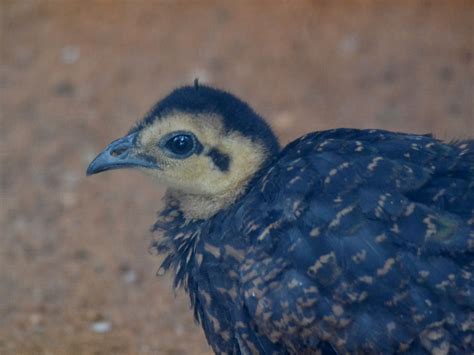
[0,1,473,354]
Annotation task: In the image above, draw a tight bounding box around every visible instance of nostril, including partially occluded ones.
[111,146,128,157]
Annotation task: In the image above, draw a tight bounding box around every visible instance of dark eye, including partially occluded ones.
[164,133,195,157]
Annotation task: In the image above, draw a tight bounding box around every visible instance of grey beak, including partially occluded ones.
[86,132,159,176]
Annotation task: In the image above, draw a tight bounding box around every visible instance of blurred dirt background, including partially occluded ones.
[0,0,473,354]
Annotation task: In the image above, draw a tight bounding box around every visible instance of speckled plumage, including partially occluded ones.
[89,85,474,354]
[152,128,473,354]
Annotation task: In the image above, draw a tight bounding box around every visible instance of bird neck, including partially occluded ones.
[149,157,276,288]
[150,197,205,289]
[166,188,245,220]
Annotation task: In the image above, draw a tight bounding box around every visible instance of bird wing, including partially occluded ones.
[238,129,473,353]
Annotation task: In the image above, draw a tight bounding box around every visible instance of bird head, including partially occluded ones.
[87,83,280,219]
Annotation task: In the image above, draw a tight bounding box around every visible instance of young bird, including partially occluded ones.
[87,84,474,354]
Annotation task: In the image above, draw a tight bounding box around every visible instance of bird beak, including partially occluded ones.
[86,131,159,176]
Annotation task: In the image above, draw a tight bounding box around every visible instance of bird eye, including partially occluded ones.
[163,133,196,158]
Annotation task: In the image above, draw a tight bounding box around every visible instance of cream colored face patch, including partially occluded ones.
[135,112,269,219]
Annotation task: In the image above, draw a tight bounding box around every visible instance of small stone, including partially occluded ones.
[339,34,359,55]
[30,313,42,326]
[123,269,138,284]
[53,81,75,96]
[61,46,80,64]
[91,321,111,333]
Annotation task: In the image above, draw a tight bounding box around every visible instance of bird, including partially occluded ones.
[87,82,474,354]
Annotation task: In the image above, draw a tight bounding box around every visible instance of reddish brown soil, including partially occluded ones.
[1,1,473,354]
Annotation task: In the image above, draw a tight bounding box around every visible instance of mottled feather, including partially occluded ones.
[153,129,473,354]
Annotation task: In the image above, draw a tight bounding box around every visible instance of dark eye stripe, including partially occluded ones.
[207,148,230,172]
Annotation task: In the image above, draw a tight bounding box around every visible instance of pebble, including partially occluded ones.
[61,45,80,64]
[91,321,111,333]
[123,269,138,284]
